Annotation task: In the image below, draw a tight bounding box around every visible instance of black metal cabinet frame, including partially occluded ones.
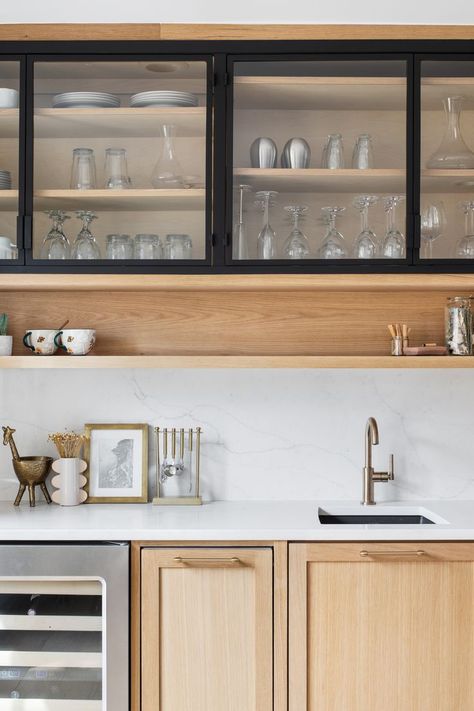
[0,38,473,274]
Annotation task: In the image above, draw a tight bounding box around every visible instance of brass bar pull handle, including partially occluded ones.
[173,556,240,565]
[360,549,425,558]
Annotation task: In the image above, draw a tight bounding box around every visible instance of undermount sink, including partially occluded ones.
[318,506,448,526]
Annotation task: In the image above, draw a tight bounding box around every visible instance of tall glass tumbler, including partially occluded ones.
[70,148,96,190]
[104,148,131,189]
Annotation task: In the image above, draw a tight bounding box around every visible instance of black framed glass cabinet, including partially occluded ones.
[1,40,474,273]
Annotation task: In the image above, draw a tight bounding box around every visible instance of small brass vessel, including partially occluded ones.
[2,426,53,507]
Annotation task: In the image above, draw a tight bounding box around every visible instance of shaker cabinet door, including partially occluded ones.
[141,547,273,711]
[289,542,474,711]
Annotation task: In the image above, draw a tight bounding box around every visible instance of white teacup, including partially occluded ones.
[0,88,19,109]
[23,329,59,355]
[55,329,96,356]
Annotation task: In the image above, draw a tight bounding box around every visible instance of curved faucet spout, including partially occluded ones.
[366,417,379,446]
[362,417,394,505]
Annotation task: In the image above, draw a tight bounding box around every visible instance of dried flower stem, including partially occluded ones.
[48,431,86,458]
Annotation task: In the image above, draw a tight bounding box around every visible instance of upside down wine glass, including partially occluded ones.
[72,210,101,260]
[233,184,251,259]
[420,202,446,259]
[318,206,347,259]
[382,195,405,259]
[40,210,71,260]
[283,205,310,259]
[352,195,378,259]
[455,201,474,258]
[256,190,278,260]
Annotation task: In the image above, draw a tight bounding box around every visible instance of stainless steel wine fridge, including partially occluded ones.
[0,542,129,710]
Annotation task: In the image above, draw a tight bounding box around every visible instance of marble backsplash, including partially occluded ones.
[0,368,473,503]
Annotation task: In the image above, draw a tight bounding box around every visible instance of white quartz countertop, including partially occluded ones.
[0,500,473,541]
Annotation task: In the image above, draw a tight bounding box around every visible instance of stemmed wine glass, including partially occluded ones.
[382,195,405,258]
[420,201,446,259]
[455,201,474,258]
[72,210,100,260]
[255,190,278,260]
[283,205,310,259]
[233,184,251,260]
[352,195,378,259]
[40,210,71,260]
[318,206,347,259]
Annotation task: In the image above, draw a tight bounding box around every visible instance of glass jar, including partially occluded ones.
[105,234,132,260]
[164,234,193,260]
[133,234,158,260]
[445,296,473,355]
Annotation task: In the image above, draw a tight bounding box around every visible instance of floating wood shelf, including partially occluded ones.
[1,355,472,369]
[422,169,474,192]
[33,188,205,211]
[35,106,206,138]
[0,189,18,210]
[234,168,405,193]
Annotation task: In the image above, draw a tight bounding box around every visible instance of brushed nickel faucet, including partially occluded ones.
[362,417,394,505]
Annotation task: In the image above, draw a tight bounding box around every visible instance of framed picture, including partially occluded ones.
[84,423,148,503]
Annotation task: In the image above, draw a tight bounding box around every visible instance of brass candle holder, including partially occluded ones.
[153,427,202,505]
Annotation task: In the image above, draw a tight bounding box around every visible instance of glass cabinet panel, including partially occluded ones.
[420,60,474,260]
[0,579,103,708]
[0,61,21,262]
[231,59,408,263]
[32,59,209,263]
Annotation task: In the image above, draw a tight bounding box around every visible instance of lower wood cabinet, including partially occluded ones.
[141,546,273,711]
[289,542,474,711]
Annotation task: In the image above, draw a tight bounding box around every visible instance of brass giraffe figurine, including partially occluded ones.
[2,426,53,507]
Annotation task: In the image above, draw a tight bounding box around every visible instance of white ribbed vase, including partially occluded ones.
[51,458,88,506]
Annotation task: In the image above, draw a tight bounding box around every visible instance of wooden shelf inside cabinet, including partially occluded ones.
[234,168,405,193]
[0,189,18,210]
[422,169,474,192]
[0,108,19,137]
[33,188,205,211]
[34,107,206,138]
[421,78,474,108]
[234,76,406,110]
[1,355,473,369]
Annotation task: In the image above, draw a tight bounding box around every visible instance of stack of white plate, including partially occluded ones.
[52,92,120,108]
[129,91,198,108]
[0,170,11,190]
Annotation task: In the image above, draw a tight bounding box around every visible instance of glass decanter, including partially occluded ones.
[382,195,405,258]
[352,195,378,258]
[40,210,71,260]
[318,206,347,259]
[427,96,474,169]
[72,210,100,259]
[151,124,184,188]
[256,190,278,260]
[283,205,310,259]
[233,184,251,259]
[455,201,474,258]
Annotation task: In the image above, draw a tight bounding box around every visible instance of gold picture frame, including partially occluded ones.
[84,423,148,503]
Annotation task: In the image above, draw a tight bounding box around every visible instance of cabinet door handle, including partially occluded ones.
[360,549,425,557]
[173,556,240,565]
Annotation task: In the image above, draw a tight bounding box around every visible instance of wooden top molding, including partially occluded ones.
[0,24,473,42]
[1,273,474,292]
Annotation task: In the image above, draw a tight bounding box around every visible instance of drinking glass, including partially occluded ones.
[420,201,446,259]
[72,210,100,259]
[105,234,132,259]
[40,210,71,260]
[151,124,184,189]
[255,190,278,260]
[104,148,131,189]
[134,234,158,259]
[382,196,406,258]
[283,205,310,259]
[352,134,374,169]
[233,184,251,259]
[322,134,344,169]
[455,201,474,258]
[164,234,193,259]
[352,195,378,258]
[70,148,96,189]
[318,206,347,258]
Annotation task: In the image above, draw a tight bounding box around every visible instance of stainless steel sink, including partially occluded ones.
[319,513,435,525]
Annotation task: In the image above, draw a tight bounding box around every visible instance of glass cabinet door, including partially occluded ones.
[229,57,409,265]
[0,60,21,263]
[30,58,210,266]
[419,59,474,261]
[0,579,103,708]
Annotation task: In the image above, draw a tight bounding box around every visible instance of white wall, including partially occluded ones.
[1,0,474,25]
[1,368,472,503]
